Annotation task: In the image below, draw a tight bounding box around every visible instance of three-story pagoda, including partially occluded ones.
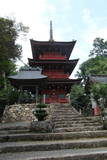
[28,21,81,103]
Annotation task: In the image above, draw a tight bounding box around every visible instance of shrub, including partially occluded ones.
[33,104,48,121]
[36,104,47,108]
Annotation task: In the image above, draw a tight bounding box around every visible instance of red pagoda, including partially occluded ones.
[28,21,81,103]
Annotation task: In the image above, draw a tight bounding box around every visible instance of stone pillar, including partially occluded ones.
[43,94,46,104]
[66,93,70,104]
[35,85,38,104]
[18,85,23,104]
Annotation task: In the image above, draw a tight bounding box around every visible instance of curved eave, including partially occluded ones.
[30,39,76,59]
[28,58,79,74]
[48,78,82,84]
[8,71,47,80]
[30,39,76,45]
[8,76,47,80]
[8,70,47,88]
[8,77,47,89]
[28,58,79,64]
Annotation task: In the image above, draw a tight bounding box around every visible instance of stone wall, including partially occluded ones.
[1,103,58,124]
[2,103,37,123]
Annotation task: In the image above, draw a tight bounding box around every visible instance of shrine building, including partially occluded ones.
[28,21,81,103]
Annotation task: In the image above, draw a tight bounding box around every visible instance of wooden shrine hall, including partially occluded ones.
[8,66,47,103]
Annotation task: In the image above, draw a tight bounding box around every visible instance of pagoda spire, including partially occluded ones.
[49,20,54,41]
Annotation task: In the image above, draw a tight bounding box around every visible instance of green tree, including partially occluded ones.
[0,83,19,116]
[0,17,29,87]
[70,85,91,116]
[89,38,107,57]
[75,38,107,115]
[77,56,107,83]
[77,38,107,83]
[90,83,107,111]
[0,17,28,61]
[0,17,29,116]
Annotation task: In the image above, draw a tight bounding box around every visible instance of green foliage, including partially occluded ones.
[0,60,17,75]
[36,104,47,108]
[70,85,91,115]
[19,90,34,104]
[77,56,107,82]
[0,18,20,61]
[89,38,107,57]
[34,110,48,121]
[77,38,107,84]
[91,83,107,110]
[0,17,28,108]
[0,17,29,61]
[0,83,19,115]
[0,83,19,104]
[75,37,107,115]
[0,17,29,87]
[0,17,29,115]
[33,104,48,121]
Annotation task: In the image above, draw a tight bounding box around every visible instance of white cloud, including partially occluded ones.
[84,27,107,44]
[1,0,107,75]
[80,8,107,60]
[82,8,93,25]
[82,8,107,44]
[0,0,51,66]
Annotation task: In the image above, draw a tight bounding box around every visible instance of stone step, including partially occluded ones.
[0,138,107,153]
[52,119,100,124]
[0,121,31,131]
[52,116,101,121]
[54,123,101,128]
[53,110,78,114]
[53,108,76,111]
[1,130,107,142]
[54,106,77,109]
[0,129,30,134]
[52,109,79,112]
[26,151,107,160]
[52,114,81,118]
[52,113,79,117]
[0,147,107,160]
[54,125,103,132]
[53,119,100,124]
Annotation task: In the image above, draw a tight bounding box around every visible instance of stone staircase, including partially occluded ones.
[0,104,107,160]
[51,104,103,132]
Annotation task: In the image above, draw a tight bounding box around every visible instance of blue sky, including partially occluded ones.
[0,0,107,77]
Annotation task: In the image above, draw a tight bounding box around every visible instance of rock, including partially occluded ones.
[30,121,53,133]
[2,104,37,123]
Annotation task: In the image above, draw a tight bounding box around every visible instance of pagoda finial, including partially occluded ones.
[49,20,54,41]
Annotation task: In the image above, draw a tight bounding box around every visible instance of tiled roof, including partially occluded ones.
[89,75,107,84]
[8,67,47,80]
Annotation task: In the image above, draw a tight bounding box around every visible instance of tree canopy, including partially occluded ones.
[0,17,29,87]
[0,17,29,115]
[77,38,107,83]
[71,37,107,116]
[70,85,91,115]
[89,38,107,57]
[0,17,28,61]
